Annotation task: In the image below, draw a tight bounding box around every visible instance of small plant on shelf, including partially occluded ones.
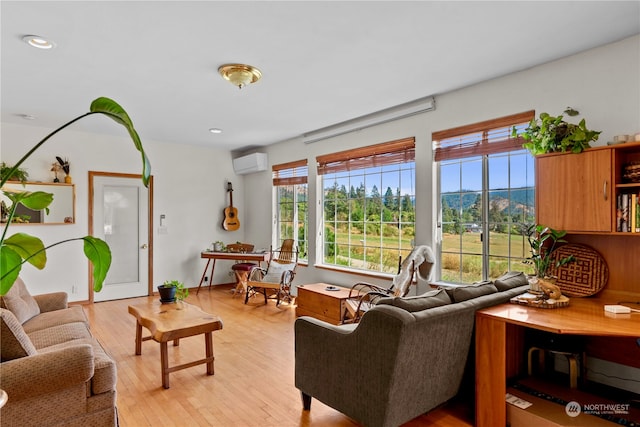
[0,162,29,183]
[513,108,601,155]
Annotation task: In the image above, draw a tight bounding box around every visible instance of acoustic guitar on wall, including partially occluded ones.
[223,182,240,231]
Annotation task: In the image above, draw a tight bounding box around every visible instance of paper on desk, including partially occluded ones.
[506,393,533,409]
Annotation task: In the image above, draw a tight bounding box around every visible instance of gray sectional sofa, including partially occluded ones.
[294,272,529,427]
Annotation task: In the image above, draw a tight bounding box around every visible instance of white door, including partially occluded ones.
[91,173,150,301]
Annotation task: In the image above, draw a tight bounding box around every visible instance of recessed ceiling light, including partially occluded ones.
[22,35,55,49]
[209,128,223,134]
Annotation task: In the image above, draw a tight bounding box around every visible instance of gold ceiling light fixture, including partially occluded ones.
[218,63,262,89]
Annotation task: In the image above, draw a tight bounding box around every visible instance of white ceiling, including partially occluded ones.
[2,1,639,153]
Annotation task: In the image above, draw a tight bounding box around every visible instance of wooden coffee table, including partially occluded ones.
[128,300,223,389]
[295,283,354,325]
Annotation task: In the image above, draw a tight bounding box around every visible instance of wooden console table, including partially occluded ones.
[475,296,640,427]
[197,250,270,294]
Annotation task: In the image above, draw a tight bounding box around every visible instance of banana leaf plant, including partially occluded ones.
[525,224,574,278]
[0,97,150,295]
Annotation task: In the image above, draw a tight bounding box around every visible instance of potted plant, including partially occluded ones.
[158,280,188,305]
[525,224,575,292]
[0,162,29,183]
[0,97,150,296]
[514,108,601,155]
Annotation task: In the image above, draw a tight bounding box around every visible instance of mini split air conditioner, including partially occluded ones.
[232,153,268,175]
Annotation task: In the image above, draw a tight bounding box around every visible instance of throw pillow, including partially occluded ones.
[444,282,498,303]
[0,277,40,324]
[376,289,451,312]
[0,308,37,361]
[494,271,529,291]
[262,261,296,283]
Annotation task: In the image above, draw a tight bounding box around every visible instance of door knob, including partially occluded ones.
[140,244,148,249]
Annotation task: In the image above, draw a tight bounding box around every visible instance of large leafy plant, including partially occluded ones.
[0,97,150,295]
[514,109,601,155]
[525,224,574,278]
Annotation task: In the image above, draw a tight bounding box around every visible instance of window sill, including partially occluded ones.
[315,264,396,281]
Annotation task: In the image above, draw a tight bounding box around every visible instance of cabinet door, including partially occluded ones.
[537,150,611,232]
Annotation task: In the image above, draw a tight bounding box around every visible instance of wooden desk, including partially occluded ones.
[197,251,269,294]
[128,300,223,389]
[475,297,640,427]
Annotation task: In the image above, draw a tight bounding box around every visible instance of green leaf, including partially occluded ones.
[5,190,54,216]
[3,233,47,269]
[82,236,112,292]
[90,97,151,187]
[0,246,22,295]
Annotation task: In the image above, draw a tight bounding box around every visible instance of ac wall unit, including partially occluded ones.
[233,152,268,175]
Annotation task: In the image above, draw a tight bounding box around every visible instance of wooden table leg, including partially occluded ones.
[135,320,143,355]
[196,259,212,295]
[160,341,170,389]
[475,315,506,427]
[205,331,214,375]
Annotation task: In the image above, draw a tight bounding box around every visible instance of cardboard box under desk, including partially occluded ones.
[507,387,622,427]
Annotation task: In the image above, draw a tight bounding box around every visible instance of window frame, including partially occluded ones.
[272,159,308,262]
[434,112,536,284]
[317,137,416,275]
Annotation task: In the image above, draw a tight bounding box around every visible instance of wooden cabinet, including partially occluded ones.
[295,283,352,325]
[536,142,640,234]
[536,142,640,295]
[537,149,611,232]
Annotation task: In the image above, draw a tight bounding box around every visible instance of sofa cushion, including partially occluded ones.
[376,289,451,312]
[38,337,117,395]
[444,282,498,303]
[0,308,37,361]
[22,305,88,334]
[27,322,92,349]
[494,271,529,291]
[1,277,40,324]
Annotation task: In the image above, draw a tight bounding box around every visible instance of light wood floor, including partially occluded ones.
[85,286,474,427]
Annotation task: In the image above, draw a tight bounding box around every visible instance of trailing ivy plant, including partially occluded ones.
[0,97,150,295]
[513,109,601,155]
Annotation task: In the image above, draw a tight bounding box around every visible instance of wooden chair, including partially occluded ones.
[344,245,435,322]
[227,243,256,297]
[244,239,298,306]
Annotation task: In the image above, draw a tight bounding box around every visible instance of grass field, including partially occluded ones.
[325,228,534,283]
[441,231,534,282]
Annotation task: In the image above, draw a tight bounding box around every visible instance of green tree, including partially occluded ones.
[489,199,507,233]
[383,187,396,210]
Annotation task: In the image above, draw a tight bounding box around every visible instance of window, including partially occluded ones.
[317,137,415,274]
[434,112,535,284]
[273,160,308,261]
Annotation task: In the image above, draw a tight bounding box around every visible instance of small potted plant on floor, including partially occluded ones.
[158,280,188,305]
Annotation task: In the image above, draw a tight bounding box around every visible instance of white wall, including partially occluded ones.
[243,34,640,292]
[1,121,247,301]
[2,35,639,301]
